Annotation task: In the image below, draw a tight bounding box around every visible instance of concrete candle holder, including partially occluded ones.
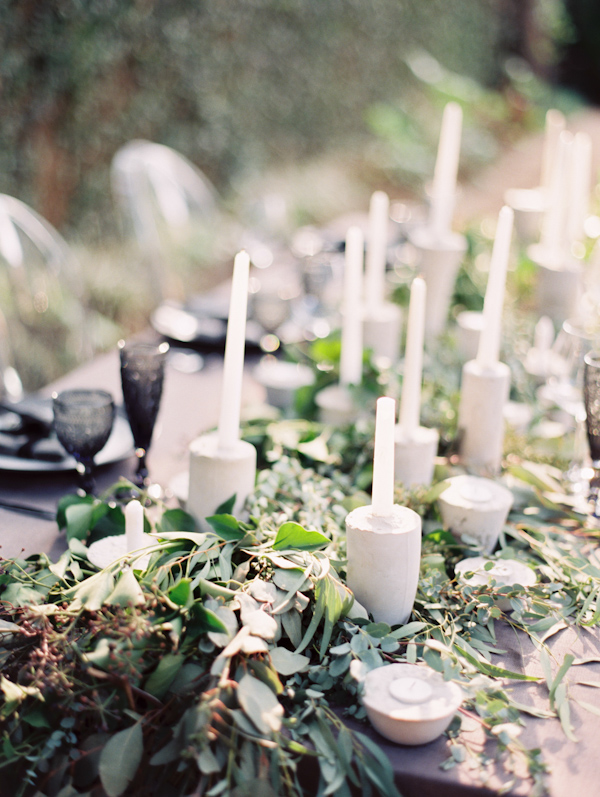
[454,555,536,610]
[455,310,483,362]
[87,534,155,571]
[314,383,360,425]
[253,358,315,410]
[504,187,546,245]
[187,432,257,531]
[346,504,421,626]
[393,425,439,488]
[363,302,403,364]
[527,245,583,325]
[437,474,513,553]
[361,662,464,746]
[407,227,467,338]
[458,359,511,475]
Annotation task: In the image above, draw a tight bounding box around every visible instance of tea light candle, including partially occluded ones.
[454,555,536,610]
[399,278,426,436]
[125,499,145,551]
[476,206,514,369]
[340,226,364,387]
[389,677,433,704]
[430,102,462,240]
[372,396,396,517]
[361,663,464,746]
[438,475,513,552]
[365,191,389,312]
[217,250,250,452]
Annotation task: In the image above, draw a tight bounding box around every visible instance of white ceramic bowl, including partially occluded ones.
[362,663,463,746]
[437,475,513,553]
[454,556,536,611]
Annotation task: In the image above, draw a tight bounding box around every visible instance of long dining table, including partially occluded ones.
[2,346,600,797]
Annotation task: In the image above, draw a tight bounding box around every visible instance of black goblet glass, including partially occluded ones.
[119,340,169,486]
[583,351,600,513]
[53,389,115,494]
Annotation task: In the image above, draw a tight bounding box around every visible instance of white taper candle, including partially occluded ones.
[218,251,250,452]
[430,102,462,240]
[372,396,396,517]
[540,131,573,254]
[399,277,427,436]
[125,499,145,551]
[340,226,364,386]
[365,191,390,312]
[568,131,592,244]
[541,109,566,191]
[476,206,514,368]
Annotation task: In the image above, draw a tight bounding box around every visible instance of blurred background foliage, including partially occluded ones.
[0,0,595,389]
[0,0,586,242]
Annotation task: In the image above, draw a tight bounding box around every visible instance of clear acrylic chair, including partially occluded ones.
[110,140,221,304]
[0,194,90,396]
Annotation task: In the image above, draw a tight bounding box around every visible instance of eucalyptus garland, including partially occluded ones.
[1,421,599,797]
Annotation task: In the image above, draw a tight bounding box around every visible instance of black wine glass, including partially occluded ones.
[583,351,600,514]
[53,389,115,494]
[119,340,169,487]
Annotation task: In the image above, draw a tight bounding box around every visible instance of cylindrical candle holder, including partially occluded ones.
[393,425,439,488]
[253,358,315,410]
[456,310,483,362]
[437,475,513,553]
[363,302,402,364]
[504,187,546,246]
[187,432,257,531]
[458,359,510,475]
[407,227,467,338]
[345,504,421,626]
[534,259,583,326]
[315,383,359,426]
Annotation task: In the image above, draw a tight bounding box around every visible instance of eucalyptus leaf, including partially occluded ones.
[269,647,310,676]
[98,722,143,797]
[205,513,245,541]
[144,653,185,699]
[105,570,145,607]
[237,674,283,735]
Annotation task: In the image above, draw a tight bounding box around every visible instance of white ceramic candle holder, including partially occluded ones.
[393,425,439,488]
[454,556,536,611]
[253,358,315,410]
[407,227,467,338]
[363,302,402,364]
[458,359,511,476]
[361,662,463,746]
[87,534,155,571]
[315,383,359,426]
[504,187,546,245]
[187,432,257,531]
[455,310,483,362]
[437,475,513,553]
[345,504,421,626]
[533,256,583,326]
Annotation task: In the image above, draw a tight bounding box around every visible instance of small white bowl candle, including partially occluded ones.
[454,556,536,611]
[362,663,463,746]
[437,475,513,553]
